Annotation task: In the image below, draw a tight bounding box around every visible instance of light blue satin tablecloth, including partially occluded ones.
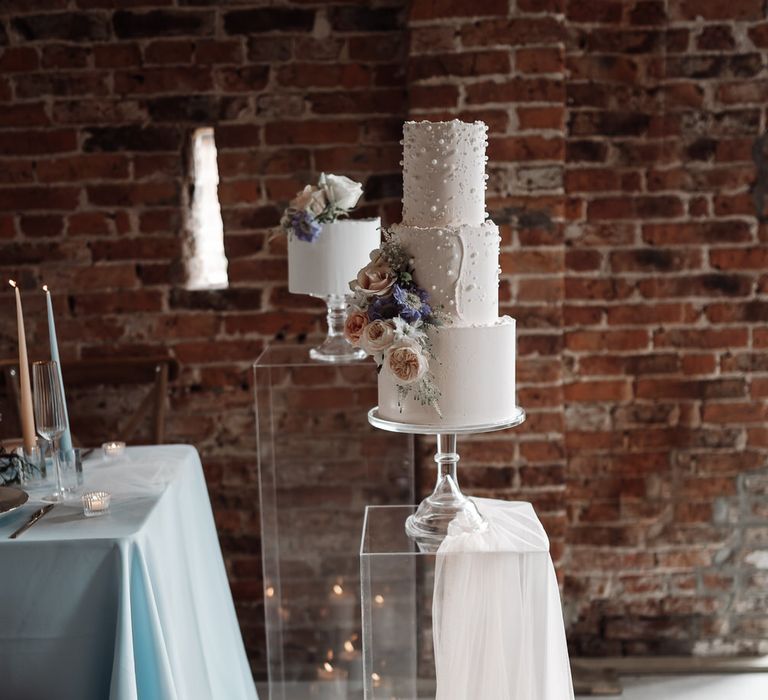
[0,445,258,700]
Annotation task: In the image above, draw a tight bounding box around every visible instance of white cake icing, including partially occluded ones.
[391,221,501,325]
[288,218,380,298]
[378,318,516,426]
[378,119,516,427]
[402,120,488,228]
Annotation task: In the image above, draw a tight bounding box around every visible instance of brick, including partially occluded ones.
[409,51,510,81]
[675,0,763,20]
[411,0,508,21]
[461,17,565,46]
[710,247,768,270]
[37,154,130,182]
[94,43,141,68]
[223,8,314,35]
[489,136,564,162]
[516,47,563,74]
[566,330,650,352]
[654,328,749,349]
[144,39,194,64]
[215,66,269,93]
[466,78,565,105]
[639,274,753,298]
[0,47,39,72]
[642,221,753,245]
[113,10,214,39]
[114,66,212,94]
[13,12,110,42]
[564,380,632,402]
[84,126,181,152]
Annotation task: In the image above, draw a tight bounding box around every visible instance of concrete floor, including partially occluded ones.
[258,673,768,699]
[577,674,768,699]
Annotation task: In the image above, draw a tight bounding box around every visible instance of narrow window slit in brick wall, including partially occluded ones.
[184,127,228,290]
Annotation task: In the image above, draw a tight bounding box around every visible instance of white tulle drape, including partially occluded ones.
[432,498,574,700]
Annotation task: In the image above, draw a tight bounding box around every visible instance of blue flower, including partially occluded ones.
[291,210,322,242]
[368,294,399,321]
[393,284,431,323]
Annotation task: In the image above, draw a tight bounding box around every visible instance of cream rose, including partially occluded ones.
[360,319,395,356]
[344,309,368,346]
[321,173,363,210]
[385,340,428,385]
[355,251,396,296]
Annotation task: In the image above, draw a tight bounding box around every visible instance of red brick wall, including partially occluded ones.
[1,0,767,671]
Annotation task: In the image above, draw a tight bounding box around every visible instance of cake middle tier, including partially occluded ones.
[378,317,517,428]
[392,221,501,325]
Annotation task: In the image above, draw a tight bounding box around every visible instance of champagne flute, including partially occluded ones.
[32,361,67,502]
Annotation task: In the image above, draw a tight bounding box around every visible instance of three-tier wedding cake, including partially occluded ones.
[348,120,517,428]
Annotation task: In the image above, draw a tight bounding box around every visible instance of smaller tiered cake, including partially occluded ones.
[284,173,380,298]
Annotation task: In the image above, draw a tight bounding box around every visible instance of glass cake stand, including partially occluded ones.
[367,406,526,552]
[310,293,366,363]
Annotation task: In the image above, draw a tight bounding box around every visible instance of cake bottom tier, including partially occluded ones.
[378,317,516,428]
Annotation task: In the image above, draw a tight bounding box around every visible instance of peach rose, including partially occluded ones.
[355,251,395,297]
[385,340,428,385]
[360,319,395,356]
[344,309,368,346]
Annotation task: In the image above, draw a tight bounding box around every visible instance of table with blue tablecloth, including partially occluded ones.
[0,445,258,700]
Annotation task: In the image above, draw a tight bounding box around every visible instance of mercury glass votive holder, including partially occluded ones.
[82,490,111,517]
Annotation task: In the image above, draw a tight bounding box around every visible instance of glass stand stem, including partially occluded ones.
[405,433,487,552]
[325,294,346,340]
[309,294,367,363]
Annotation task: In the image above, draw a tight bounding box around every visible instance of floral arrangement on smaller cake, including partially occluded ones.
[280,173,364,242]
[345,231,443,414]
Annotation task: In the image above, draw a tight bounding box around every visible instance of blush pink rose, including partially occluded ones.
[360,319,395,356]
[344,309,368,346]
[385,341,428,385]
[356,251,395,296]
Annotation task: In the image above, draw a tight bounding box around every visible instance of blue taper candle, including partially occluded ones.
[43,285,72,453]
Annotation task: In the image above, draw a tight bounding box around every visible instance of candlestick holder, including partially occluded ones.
[368,407,526,552]
[310,294,366,363]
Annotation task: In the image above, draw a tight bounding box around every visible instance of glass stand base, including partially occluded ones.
[310,337,367,363]
[405,472,487,553]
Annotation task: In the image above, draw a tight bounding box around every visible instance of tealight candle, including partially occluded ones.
[82,490,111,517]
[102,441,125,459]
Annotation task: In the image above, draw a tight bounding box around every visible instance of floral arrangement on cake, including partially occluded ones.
[345,230,443,414]
[280,173,364,242]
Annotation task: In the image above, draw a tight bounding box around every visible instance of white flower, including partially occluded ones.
[392,316,426,343]
[320,173,363,211]
[360,319,396,356]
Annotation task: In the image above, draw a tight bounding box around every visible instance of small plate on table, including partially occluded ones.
[0,486,29,518]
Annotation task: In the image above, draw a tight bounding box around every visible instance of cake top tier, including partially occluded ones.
[402,119,488,228]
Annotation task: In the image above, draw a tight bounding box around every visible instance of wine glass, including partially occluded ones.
[32,361,67,502]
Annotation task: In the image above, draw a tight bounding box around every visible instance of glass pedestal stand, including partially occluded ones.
[367,407,526,552]
[310,294,366,363]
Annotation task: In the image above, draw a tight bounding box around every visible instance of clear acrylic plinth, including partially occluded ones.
[309,294,366,363]
[367,407,526,552]
[255,345,415,700]
[360,504,573,700]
